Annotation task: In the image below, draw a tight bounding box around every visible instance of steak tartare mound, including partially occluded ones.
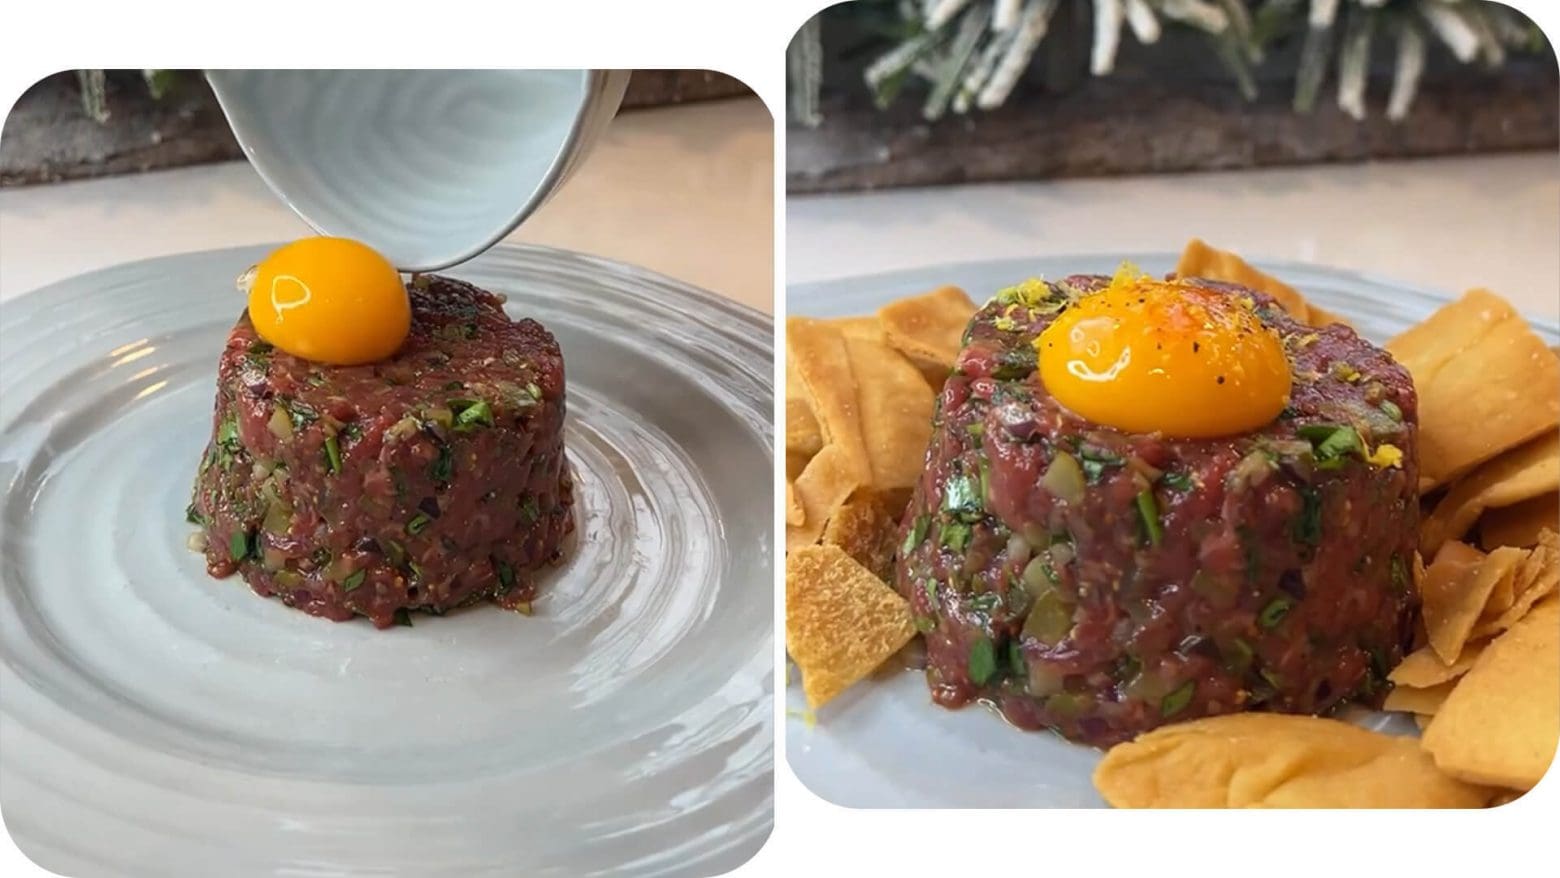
[188,274,574,628]
[895,274,1418,746]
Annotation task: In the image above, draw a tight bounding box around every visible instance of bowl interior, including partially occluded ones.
[207,70,593,271]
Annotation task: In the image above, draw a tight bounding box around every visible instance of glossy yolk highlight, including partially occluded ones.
[246,237,410,365]
[1036,278,1291,438]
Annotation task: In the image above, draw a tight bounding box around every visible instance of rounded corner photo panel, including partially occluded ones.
[1,68,773,876]
[782,0,1559,811]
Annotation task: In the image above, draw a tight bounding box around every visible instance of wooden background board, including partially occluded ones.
[0,70,753,187]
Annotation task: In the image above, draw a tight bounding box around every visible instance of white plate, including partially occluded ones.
[785,252,1560,809]
[0,244,774,875]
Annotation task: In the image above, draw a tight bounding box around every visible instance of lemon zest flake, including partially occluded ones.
[1106,260,1150,294]
[1331,362,1363,383]
[785,708,818,728]
[1367,443,1404,469]
[994,277,1050,309]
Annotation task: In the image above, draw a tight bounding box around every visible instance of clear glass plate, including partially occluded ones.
[0,244,774,874]
[785,252,1558,809]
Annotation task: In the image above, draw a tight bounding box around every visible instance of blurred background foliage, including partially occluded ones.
[787,0,1549,124]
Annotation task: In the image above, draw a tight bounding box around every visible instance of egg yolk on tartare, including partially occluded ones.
[1036,271,1292,438]
[243,237,410,365]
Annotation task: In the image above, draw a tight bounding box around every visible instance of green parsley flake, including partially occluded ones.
[941,520,972,552]
[494,557,516,590]
[323,435,342,474]
[451,399,494,431]
[1135,489,1162,546]
[1160,680,1196,717]
[1298,424,1364,468]
[228,530,250,562]
[941,474,983,522]
[429,445,454,483]
[1292,487,1322,546]
[968,636,997,685]
[1258,597,1293,629]
[902,514,931,556]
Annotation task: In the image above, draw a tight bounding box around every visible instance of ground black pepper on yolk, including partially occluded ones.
[1035,268,1293,439]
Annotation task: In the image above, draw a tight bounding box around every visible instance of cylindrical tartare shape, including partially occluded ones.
[189,275,574,627]
[896,275,1419,746]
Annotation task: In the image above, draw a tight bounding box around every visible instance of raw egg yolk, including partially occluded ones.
[1035,276,1291,438]
[245,237,410,365]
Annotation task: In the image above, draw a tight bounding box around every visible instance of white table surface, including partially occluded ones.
[0,97,774,314]
[787,153,1560,319]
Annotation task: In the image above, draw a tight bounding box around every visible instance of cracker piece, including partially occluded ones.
[785,544,916,709]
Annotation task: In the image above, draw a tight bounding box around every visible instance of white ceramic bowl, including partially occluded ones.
[207,70,630,272]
